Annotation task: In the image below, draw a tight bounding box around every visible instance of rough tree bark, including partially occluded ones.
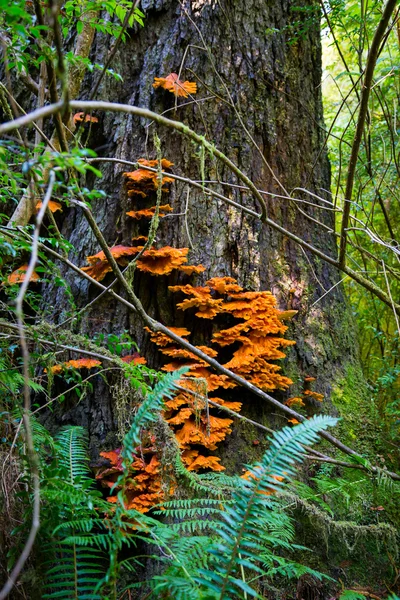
[41,0,366,454]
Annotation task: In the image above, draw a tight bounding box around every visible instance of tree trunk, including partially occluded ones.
[42,0,364,473]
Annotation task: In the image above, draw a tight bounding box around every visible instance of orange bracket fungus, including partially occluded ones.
[135,247,190,275]
[80,244,205,281]
[285,397,305,408]
[143,275,298,474]
[123,158,174,198]
[152,73,197,98]
[73,112,99,124]
[284,377,324,408]
[95,439,165,513]
[35,200,62,213]
[121,354,147,365]
[303,389,324,402]
[303,376,324,402]
[93,253,310,504]
[48,358,101,375]
[81,245,139,282]
[168,277,296,391]
[7,265,40,285]
[168,284,224,319]
[126,204,173,220]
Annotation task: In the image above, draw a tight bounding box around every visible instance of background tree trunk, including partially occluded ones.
[42,0,365,464]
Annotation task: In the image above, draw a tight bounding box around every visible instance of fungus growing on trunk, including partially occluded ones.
[7,264,40,284]
[121,355,147,365]
[96,271,300,499]
[145,327,191,347]
[80,245,204,281]
[81,245,140,281]
[303,389,324,402]
[168,284,224,318]
[126,204,173,220]
[48,358,101,374]
[35,200,62,213]
[123,158,174,198]
[73,112,99,123]
[95,444,165,513]
[152,73,197,98]
[147,276,298,473]
[135,247,189,275]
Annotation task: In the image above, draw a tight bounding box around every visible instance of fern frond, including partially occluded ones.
[54,426,91,485]
[42,546,105,599]
[195,416,337,599]
[197,471,238,489]
[169,519,221,534]
[150,575,209,600]
[160,498,223,509]
[122,368,188,463]
[53,518,106,537]
[154,497,224,517]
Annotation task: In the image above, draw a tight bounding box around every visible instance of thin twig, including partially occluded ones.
[0,171,55,600]
[382,260,400,334]
[1,94,399,312]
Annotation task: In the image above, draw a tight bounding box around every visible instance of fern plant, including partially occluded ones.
[39,369,190,600]
[147,415,338,600]
[40,426,108,600]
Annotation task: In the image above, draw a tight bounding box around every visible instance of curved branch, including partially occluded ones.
[1,100,399,312]
[11,220,398,480]
[0,173,55,600]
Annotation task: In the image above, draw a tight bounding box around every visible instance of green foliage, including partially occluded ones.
[9,372,337,600]
[339,591,368,600]
[0,0,143,77]
[54,426,91,486]
[33,370,190,599]
[147,416,337,600]
[62,0,144,39]
[322,0,400,446]
[120,367,189,469]
[93,330,138,356]
[2,418,109,597]
[38,425,108,599]
[1,0,399,595]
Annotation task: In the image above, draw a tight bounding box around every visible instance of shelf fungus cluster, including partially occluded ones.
[94,274,325,513]
[94,440,166,514]
[80,240,205,281]
[284,376,324,409]
[87,168,323,513]
[123,158,174,199]
[152,73,197,98]
[167,277,296,392]
[144,276,301,476]
[79,157,206,281]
